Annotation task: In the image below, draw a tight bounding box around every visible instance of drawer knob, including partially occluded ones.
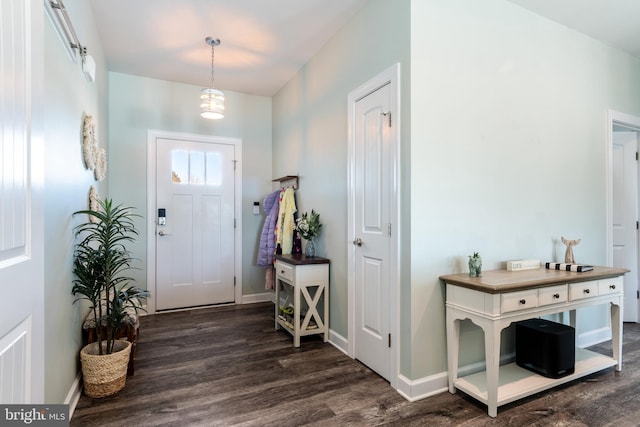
[610,284,616,290]
[553,293,560,299]
[584,289,590,294]
[280,270,285,274]
[519,299,526,305]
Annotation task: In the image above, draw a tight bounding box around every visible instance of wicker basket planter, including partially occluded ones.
[80,340,132,398]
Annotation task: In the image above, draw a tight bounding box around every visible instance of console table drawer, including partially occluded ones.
[276,261,294,281]
[599,276,622,296]
[538,284,568,306]
[501,289,538,313]
[569,281,598,301]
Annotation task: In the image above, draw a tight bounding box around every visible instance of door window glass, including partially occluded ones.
[172,150,222,186]
[172,150,188,184]
[206,152,222,186]
[189,151,205,184]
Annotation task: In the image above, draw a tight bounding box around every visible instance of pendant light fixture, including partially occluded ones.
[200,37,225,119]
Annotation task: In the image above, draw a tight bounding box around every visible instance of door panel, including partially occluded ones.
[0,0,44,403]
[354,83,392,380]
[362,257,383,337]
[612,131,639,322]
[156,138,235,310]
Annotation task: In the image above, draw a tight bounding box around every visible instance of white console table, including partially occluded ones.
[275,254,329,347]
[441,266,628,417]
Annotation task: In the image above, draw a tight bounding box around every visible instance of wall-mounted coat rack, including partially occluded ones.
[273,175,298,190]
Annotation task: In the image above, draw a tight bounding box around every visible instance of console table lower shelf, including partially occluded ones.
[454,347,617,408]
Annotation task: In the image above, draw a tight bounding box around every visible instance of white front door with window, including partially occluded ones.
[155,137,236,310]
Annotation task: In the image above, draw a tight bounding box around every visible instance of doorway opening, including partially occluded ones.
[607,110,640,323]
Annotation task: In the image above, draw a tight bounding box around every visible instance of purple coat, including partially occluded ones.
[257,190,281,266]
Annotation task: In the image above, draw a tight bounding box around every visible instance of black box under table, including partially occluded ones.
[515,318,575,378]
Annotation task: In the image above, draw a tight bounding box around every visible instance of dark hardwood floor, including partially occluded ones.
[72,302,640,426]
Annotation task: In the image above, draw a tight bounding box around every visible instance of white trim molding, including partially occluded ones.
[329,329,349,356]
[241,292,273,305]
[396,372,448,402]
[606,109,640,266]
[65,372,83,419]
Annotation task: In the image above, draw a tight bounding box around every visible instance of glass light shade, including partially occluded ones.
[200,88,225,119]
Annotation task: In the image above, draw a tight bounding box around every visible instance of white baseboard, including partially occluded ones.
[329,329,348,355]
[241,292,273,304]
[395,351,517,401]
[577,327,611,348]
[327,329,448,402]
[396,372,448,402]
[65,371,82,419]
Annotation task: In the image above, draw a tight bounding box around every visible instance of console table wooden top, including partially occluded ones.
[440,266,629,294]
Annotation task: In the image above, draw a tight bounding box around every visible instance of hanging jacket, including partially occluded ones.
[257,189,282,267]
[276,187,297,254]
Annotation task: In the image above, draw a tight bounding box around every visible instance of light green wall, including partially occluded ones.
[43,0,109,403]
[42,0,640,405]
[410,0,640,378]
[272,0,412,370]
[107,73,272,298]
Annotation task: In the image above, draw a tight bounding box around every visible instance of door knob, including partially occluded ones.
[353,238,363,247]
[158,230,171,236]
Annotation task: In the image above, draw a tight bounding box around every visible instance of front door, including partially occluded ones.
[155,137,236,310]
[350,78,395,381]
[612,130,639,322]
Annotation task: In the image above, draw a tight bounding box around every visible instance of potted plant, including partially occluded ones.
[468,251,482,277]
[295,210,322,257]
[72,198,149,398]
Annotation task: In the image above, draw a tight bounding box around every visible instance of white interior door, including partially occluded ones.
[0,0,44,403]
[155,138,235,310]
[612,131,639,322]
[352,82,393,380]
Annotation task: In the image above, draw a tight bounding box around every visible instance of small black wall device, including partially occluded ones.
[515,318,575,378]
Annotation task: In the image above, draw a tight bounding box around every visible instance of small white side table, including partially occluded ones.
[274,254,329,347]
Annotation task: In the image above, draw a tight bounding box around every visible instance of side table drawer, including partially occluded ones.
[569,280,598,301]
[276,261,294,281]
[539,284,568,306]
[501,289,538,313]
[598,276,622,296]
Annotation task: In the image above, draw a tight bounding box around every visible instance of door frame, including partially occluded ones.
[146,129,242,314]
[606,110,640,322]
[347,63,401,389]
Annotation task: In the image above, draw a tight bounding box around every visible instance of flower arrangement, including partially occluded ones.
[295,210,322,241]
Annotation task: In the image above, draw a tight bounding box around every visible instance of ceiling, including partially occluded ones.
[506,0,640,58]
[87,0,368,96]
[88,0,640,97]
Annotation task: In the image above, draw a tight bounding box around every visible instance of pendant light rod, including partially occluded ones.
[205,37,220,88]
[200,36,225,120]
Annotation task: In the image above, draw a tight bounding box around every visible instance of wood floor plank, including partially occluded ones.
[72,302,640,426]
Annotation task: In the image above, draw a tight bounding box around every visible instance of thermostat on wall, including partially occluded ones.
[507,259,540,271]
